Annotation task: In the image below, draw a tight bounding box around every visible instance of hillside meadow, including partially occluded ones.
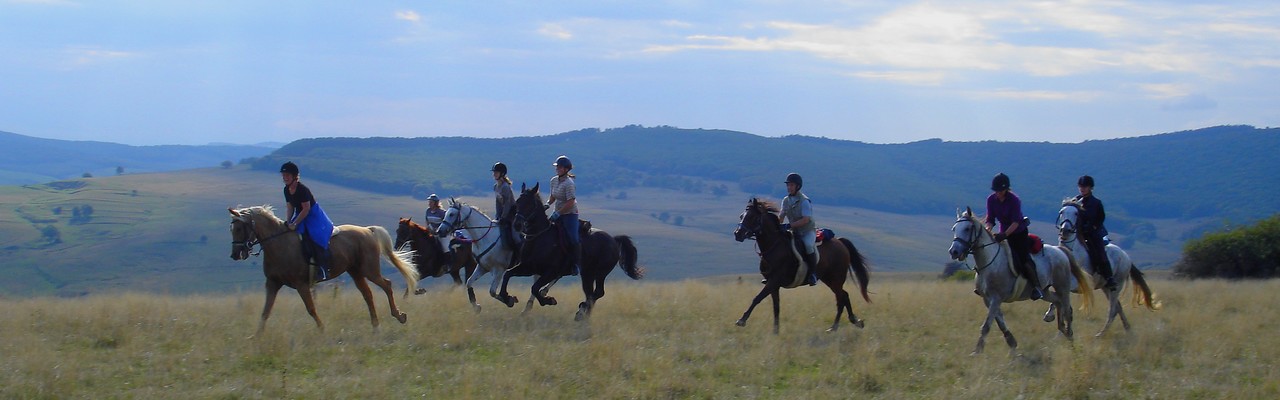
[2,273,1276,399]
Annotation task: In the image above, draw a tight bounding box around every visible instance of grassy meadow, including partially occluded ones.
[2,273,1276,399]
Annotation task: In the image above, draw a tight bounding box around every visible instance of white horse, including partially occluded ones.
[436,198,517,313]
[1046,199,1160,336]
[948,207,1094,356]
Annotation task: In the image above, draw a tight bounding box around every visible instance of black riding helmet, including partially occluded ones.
[553,155,572,170]
[991,173,1010,192]
[280,161,299,175]
[491,162,508,175]
[1077,175,1095,188]
[785,173,803,190]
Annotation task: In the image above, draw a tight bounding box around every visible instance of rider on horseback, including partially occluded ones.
[1074,175,1118,291]
[280,161,335,281]
[493,162,521,267]
[780,173,819,286]
[424,194,445,231]
[985,173,1043,300]
[547,155,581,276]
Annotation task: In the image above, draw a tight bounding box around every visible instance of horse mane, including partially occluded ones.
[235,205,284,224]
[1061,197,1084,209]
[961,209,996,236]
[749,197,779,213]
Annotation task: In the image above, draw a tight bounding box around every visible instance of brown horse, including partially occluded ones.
[229,205,419,336]
[732,198,872,334]
[395,217,478,295]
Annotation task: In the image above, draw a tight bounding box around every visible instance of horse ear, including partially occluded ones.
[532,182,540,192]
[521,182,526,191]
[965,206,973,216]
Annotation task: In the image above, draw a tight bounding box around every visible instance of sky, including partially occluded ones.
[2,0,1278,146]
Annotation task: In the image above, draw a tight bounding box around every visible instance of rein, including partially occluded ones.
[232,218,293,257]
[954,218,1001,273]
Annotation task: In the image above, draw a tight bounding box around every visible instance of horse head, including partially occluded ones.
[228,207,258,261]
[514,182,547,233]
[734,197,780,242]
[949,207,989,262]
[395,217,429,250]
[1056,199,1082,241]
[436,199,466,236]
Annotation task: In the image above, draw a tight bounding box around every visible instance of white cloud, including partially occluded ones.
[395,10,422,24]
[64,47,137,67]
[1137,83,1191,99]
[538,23,573,40]
[849,70,946,86]
[969,89,1102,101]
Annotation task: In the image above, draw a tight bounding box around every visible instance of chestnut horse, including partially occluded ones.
[732,198,872,334]
[229,205,419,336]
[395,217,478,295]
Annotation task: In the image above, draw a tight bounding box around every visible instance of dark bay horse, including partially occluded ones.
[229,206,419,336]
[501,182,644,321]
[732,198,872,334]
[394,217,478,294]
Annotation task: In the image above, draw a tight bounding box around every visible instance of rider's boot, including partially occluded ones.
[802,251,819,286]
[568,242,582,276]
[1024,261,1044,300]
[1096,258,1118,291]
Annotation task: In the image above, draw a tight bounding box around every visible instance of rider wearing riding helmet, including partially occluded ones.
[546,155,580,276]
[492,162,521,250]
[1074,175,1118,290]
[425,193,445,231]
[280,161,335,281]
[780,173,819,286]
[985,173,1043,300]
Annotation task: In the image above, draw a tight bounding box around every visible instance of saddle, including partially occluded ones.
[815,228,835,245]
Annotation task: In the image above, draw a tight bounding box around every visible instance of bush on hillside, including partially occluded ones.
[1174,214,1280,279]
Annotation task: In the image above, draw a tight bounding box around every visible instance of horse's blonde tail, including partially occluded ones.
[370,225,420,296]
[1129,265,1161,310]
[1063,246,1094,311]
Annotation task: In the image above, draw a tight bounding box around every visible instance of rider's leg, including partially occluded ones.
[561,213,581,276]
[1008,232,1042,300]
[1085,234,1117,290]
[800,230,819,285]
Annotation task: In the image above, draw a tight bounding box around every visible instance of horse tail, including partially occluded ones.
[613,235,644,280]
[370,225,420,296]
[838,237,871,303]
[1128,265,1161,310]
[1063,246,1094,311]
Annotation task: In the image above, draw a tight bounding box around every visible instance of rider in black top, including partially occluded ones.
[1074,175,1118,291]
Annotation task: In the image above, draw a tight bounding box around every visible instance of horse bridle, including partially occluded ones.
[737,206,784,257]
[1055,206,1080,245]
[953,217,1001,273]
[230,217,292,257]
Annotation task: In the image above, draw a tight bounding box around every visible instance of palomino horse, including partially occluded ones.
[1048,199,1160,336]
[228,206,419,336]
[948,207,1093,355]
[505,182,644,321]
[732,198,872,334]
[435,198,516,313]
[395,217,478,294]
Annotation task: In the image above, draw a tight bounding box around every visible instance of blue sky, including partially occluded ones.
[2,0,1277,145]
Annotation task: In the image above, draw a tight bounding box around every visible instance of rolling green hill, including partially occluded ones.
[1,165,1203,297]
[251,125,1280,230]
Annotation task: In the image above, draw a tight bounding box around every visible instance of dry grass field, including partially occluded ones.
[2,273,1277,399]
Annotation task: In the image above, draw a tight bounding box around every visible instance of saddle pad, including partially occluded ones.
[1028,233,1044,254]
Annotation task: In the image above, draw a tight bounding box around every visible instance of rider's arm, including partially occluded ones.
[291,201,311,229]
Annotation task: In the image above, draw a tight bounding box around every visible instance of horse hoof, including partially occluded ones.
[1043,314,1055,323]
[414,288,427,295]
[735,319,747,327]
[545,297,557,306]
[825,327,837,333]
[575,310,587,322]
[505,297,518,308]
[472,304,482,314]
[395,313,408,324]
[853,319,865,329]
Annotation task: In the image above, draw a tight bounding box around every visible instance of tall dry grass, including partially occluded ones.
[2,276,1277,399]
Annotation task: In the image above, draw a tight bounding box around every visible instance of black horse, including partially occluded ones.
[499,182,644,321]
[733,197,872,334]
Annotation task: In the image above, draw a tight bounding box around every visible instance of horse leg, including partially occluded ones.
[532,274,558,306]
[770,290,781,335]
[973,297,999,355]
[464,265,486,312]
[1116,300,1132,331]
[576,274,595,322]
[1097,289,1121,337]
[736,282,779,328]
[296,282,328,333]
[351,277,381,333]
[252,280,284,338]
[994,308,1018,358]
[371,274,408,324]
[828,288,848,333]
[1043,303,1057,322]
[496,270,517,308]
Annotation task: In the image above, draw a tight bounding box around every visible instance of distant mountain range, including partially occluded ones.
[0,130,277,185]
[252,125,1279,226]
